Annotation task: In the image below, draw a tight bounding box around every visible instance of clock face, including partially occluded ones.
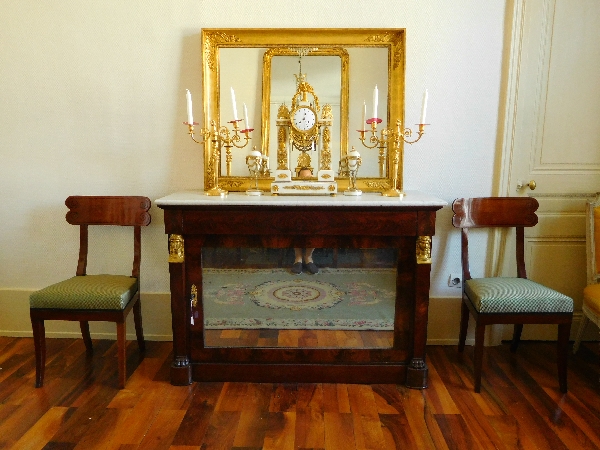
[292,107,316,132]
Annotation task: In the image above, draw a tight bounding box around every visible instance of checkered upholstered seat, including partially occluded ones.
[465,278,573,314]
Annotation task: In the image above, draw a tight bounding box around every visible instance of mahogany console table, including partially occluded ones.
[156,191,446,388]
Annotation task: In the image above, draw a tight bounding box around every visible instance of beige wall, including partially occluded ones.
[0,1,508,342]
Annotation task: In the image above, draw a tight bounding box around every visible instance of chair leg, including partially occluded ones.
[458,300,469,353]
[510,324,523,353]
[557,322,571,393]
[473,322,486,393]
[573,315,589,354]
[116,322,127,389]
[80,321,93,354]
[133,299,145,353]
[30,316,46,388]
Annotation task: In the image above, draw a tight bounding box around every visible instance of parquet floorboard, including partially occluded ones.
[2,336,600,449]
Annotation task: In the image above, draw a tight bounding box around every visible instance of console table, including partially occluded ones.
[156,191,446,388]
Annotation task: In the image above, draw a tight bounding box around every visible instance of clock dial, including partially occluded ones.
[292,107,316,132]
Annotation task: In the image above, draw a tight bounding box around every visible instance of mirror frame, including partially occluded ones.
[201,28,406,193]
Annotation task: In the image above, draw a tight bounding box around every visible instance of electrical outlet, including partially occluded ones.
[448,273,462,288]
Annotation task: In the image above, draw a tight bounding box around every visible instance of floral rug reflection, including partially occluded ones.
[203,268,395,330]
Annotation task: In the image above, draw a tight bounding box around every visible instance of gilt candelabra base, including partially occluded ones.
[381,188,404,198]
[205,187,228,198]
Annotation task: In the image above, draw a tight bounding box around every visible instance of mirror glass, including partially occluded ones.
[201,28,405,192]
[202,247,397,349]
[266,50,344,179]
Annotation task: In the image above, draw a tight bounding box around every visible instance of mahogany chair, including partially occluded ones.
[30,196,151,389]
[452,197,573,393]
[573,193,600,353]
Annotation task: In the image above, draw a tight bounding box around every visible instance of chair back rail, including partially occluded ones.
[452,197,538,228]
[453,197,539,281]
[65,196,151,277]
[66,196,151,226]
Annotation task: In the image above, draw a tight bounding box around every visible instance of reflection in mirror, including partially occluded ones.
[347,47,388,177]
[263,48,389,179]
[202,247,397,349]
[219,48,263,177]
[267,51,343,179]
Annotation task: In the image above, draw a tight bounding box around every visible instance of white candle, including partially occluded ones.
[186,89,193,124]
[231,87,239,121]
[243,103,250,129]
[362,101,366,127]
[420,89,428,124]
[372,85,378,119]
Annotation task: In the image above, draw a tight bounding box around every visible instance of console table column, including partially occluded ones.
[406,260,432,388]
[168,233,192,385]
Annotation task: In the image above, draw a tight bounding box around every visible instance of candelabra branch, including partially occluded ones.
[403,123,426,144]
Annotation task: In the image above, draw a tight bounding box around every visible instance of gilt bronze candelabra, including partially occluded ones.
[358,119,427,197]
[186,119,252,197]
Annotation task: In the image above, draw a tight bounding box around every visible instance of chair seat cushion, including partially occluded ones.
[30,275,138,310]
[465,277,573,314]
[583,283,600,316]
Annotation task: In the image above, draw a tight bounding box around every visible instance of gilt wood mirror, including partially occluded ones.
[201,28,406,193]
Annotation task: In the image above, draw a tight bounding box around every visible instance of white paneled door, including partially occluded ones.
[497,0,600,341]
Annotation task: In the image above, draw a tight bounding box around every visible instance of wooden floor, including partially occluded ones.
[1,336,600,449]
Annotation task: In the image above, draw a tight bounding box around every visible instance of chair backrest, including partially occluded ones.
[452,197,539,280]
[65,196,152,278]
[587,193,600,285]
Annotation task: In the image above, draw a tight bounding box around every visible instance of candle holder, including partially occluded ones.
[185,119,252,197]
[358,119,427,197]
[343,147,362,196]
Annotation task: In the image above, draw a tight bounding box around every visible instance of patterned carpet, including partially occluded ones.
[203,267,396,330]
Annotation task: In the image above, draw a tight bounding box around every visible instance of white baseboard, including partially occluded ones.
[0,289,173,341]
[426,297,597,346]
[0,290,595,345]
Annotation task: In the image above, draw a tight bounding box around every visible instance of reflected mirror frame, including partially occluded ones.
[262,47,349,177]
[200,28,406,193]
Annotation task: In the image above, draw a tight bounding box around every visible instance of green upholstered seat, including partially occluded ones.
[465,277,573,314]
[30,275,138,310]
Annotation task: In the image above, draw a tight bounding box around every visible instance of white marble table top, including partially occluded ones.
[156,190,447,208]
